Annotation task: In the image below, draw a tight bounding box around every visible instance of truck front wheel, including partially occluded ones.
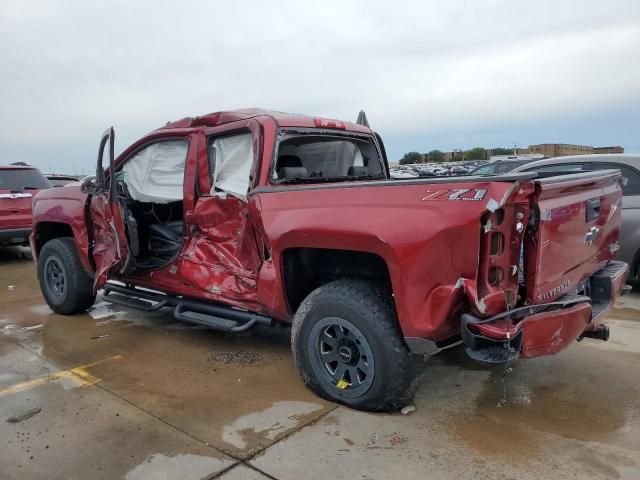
[292,279,420,411]
[37,237,96,315]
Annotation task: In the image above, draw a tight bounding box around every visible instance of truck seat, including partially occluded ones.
[276,155,308,179]
[347,166,369,176]
[148,221,183,258]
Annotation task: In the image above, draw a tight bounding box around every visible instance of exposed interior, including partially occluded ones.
[117,139,188,269]
[273,134,384,182]
[115,132,256,270]
[123,200,184,269]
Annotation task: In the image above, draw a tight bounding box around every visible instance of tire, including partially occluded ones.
[291,278,421,411]
[37,237,96,315]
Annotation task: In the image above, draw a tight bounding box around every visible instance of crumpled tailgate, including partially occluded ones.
[524,170,623,305]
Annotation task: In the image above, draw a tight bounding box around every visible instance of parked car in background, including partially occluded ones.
[0,165,51,246]
[469,158,538,175]
[449,165,468,175]
[46,174,79,187]
[510,154,640,282]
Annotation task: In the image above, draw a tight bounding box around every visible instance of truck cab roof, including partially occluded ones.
[157,108,372,134]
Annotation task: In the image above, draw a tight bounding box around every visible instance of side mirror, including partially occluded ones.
[80,176,98,195]
[95,127,115,198]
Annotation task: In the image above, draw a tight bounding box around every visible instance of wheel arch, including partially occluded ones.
[281,247,394,314]
[33,221,92,273]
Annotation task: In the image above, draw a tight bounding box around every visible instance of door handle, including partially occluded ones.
[585,198,600,222]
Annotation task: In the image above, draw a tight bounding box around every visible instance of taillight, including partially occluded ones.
[488,266,504,286]
[475,204,530,315]
[314,118,346,129]
[489,232,504,256]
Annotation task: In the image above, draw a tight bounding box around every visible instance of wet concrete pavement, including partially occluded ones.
[1,246,639,479]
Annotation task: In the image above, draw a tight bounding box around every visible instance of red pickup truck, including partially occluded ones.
[31,109,629,411]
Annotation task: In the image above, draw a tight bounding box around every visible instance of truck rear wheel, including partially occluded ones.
[37,237,96,315]
[291,279,420,411]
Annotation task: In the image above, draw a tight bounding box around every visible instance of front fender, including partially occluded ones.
[31,187,92,272]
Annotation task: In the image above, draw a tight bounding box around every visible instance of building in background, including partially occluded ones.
[528,143,594,157]
[593,146,625,154]
[443,150,464,162]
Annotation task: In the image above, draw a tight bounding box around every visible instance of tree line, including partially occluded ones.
[399,147,513,165]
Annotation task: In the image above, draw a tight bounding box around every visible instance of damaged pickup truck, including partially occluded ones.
[31,109,629,411]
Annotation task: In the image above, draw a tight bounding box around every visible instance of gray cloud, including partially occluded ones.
[1,0,639,171]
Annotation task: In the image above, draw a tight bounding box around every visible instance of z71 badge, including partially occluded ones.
[421,188,487,201]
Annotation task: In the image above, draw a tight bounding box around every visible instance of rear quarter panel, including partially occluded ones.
[252,180,522,341]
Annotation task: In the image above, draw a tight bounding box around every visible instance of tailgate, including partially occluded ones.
[0,190,34,229]
[524,170,623,304]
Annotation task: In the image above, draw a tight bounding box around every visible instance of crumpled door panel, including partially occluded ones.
[89,195,130,292]
[177,195,261,302]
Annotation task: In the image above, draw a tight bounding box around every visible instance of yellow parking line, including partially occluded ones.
[0,354,122,398]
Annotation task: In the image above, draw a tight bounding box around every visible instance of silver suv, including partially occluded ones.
[511,154,640,282]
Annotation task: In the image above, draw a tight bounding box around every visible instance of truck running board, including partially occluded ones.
[102,282,273,333]
[174,303,260,332]
[103,284,169,311]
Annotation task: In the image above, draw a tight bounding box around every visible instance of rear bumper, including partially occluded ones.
[0,227,31,245]
[462,260,630,364]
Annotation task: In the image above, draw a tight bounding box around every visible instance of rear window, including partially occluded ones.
[524,163,587,174]
[0,169,51,191]
[273,134,383,182]
[471,161,529,175]
[591,162,640,196]
[471,164,498,175]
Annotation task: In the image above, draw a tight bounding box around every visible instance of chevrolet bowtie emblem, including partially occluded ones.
[585,226,600,246]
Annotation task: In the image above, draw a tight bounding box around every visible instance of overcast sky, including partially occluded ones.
[1,0,639,173]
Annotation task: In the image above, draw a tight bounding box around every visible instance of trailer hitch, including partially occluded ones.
[578,324,610,342]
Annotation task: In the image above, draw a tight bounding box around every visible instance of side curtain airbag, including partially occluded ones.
[210,133,253,201]
[122,140,187,203]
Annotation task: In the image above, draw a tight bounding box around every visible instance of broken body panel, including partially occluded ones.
[30,109,628,364]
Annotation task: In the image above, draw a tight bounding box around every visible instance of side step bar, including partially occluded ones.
[102,283,273,332]
[103,284,170,311]
[174,300,272,333]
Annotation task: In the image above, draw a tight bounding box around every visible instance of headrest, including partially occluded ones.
[348,166,369,176]
[278,167,309,180]
[277,155,303,169]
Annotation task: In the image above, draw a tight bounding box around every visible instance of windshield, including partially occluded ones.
[0,168,51,191]
[273,134,384,183]
[471,164,498,175]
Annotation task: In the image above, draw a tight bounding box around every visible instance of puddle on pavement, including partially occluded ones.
[610,307,640,322]
[4,255,638,465]
[441,348,640,466]
[222,400,324,449]
[125,453,230,480]
[29,301,333,456]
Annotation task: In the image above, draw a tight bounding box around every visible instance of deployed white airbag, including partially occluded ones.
[122,140,187,203]
[211,133,253,201]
